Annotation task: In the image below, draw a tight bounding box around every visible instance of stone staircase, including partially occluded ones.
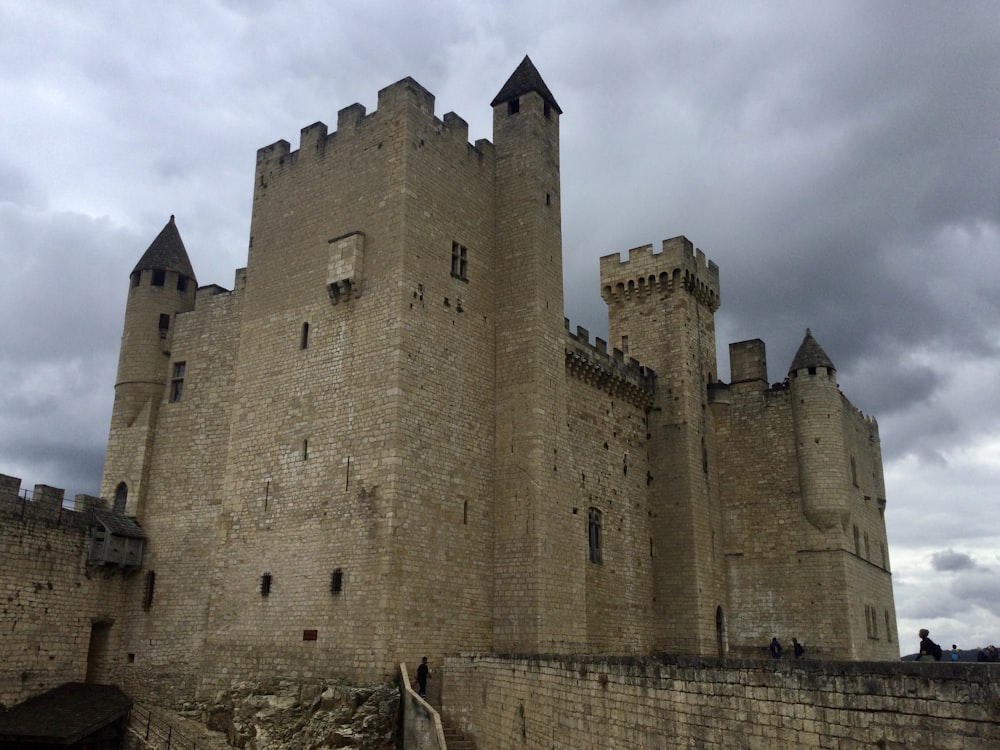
[441,717,475,750]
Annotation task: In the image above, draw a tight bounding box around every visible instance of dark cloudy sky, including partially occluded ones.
[2,1,998,656]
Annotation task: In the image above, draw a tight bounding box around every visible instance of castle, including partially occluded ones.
[2,57,897,709]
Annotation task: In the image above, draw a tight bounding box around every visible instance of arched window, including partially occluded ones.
[114,482,128,513]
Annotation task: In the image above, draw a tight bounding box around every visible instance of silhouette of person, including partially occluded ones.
[793,638,805,659]
[416,656,431,698]
[769,638,782,659]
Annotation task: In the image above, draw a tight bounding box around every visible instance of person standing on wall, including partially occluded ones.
[416,656,431,698]
[917,629,942,661]
[769,638,783,659]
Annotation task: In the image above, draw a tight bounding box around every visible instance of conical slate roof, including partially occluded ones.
[788,328,836,374]
[491,55,562,114]
[131,215,196,281]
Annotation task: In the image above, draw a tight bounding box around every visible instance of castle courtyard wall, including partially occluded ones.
[110,284,243,703]
[443,654,1000,749]
[0,480,126,708]
[564,356,656,653]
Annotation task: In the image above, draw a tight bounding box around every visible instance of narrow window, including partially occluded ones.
[543,102,551,119]
[853,525,860,556]
[158,313,170,332]
[588,508,602,564]
[176,275,188,292]
[507,98,519,115]
[884,611,892,642]
[702,437,709,474]
[880,542,887,569]
[302,439,309,460]
[463,500,468,525]
[864,532,871,560]
[151,269,166,287]
[142,570,156,611]
[621,335,628,355]
[114,482,128,513]
[260,572,272,597]
[300,322,310,349]
[131,272,141,288]
[850,455,858,486]
[451,242,468,281]
[330,568,343,595]
[170,362,186,402]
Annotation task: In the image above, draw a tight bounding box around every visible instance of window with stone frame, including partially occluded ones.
[170,361,186,402]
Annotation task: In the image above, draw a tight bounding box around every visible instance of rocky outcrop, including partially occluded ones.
[181,679,398,750]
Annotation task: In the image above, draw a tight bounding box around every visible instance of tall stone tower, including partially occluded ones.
[102,215,196,516]
[490,57,582,651]
[600,237,726,654]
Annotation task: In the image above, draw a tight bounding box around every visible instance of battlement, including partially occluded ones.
[600,236,720,311]
[255,77,492,174]
[0,472,106,529]
[564,321,655,406]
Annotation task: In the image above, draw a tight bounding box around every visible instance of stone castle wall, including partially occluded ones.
[443,654,1000,749]
[0,475,125,708]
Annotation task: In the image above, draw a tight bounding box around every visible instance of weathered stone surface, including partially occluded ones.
[192,679,397,750]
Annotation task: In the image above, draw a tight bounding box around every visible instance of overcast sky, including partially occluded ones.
[1,1,998,657]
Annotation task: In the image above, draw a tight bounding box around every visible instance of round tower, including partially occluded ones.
[101,215,197,513]
[788,329,850,531]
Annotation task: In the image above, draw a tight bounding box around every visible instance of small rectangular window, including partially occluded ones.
[300,322,310,349]
[142,570,156,611]
[158,313,170,331]
[508,98,519,115]
[177,275,188,292]
[330,568,343,595]
[152,269,166,287]
[588,508,602,564]
[261,572,272,597]
[451,242,468,281]
[170,361,186,402]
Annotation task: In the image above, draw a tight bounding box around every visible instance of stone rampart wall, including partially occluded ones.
[443,654,1000,749]
[0,480,126,708]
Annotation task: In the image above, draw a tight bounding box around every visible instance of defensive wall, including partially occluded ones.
[0,474,125,708]
[443,653,1000,749]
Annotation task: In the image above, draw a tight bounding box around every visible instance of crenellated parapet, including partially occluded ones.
[600,236,720,312]
[565,321,655,406]
[254,76,494,177]
[0,472,105,530]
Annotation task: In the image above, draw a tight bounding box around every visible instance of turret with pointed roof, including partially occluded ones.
[789,328,835,375]
[130,215,197,285]
[104,216,198,517]
[490,55,562,114]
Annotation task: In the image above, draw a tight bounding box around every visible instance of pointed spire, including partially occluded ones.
[788,328,836,374]
[491,55,562,114]
[131,215,196,282]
